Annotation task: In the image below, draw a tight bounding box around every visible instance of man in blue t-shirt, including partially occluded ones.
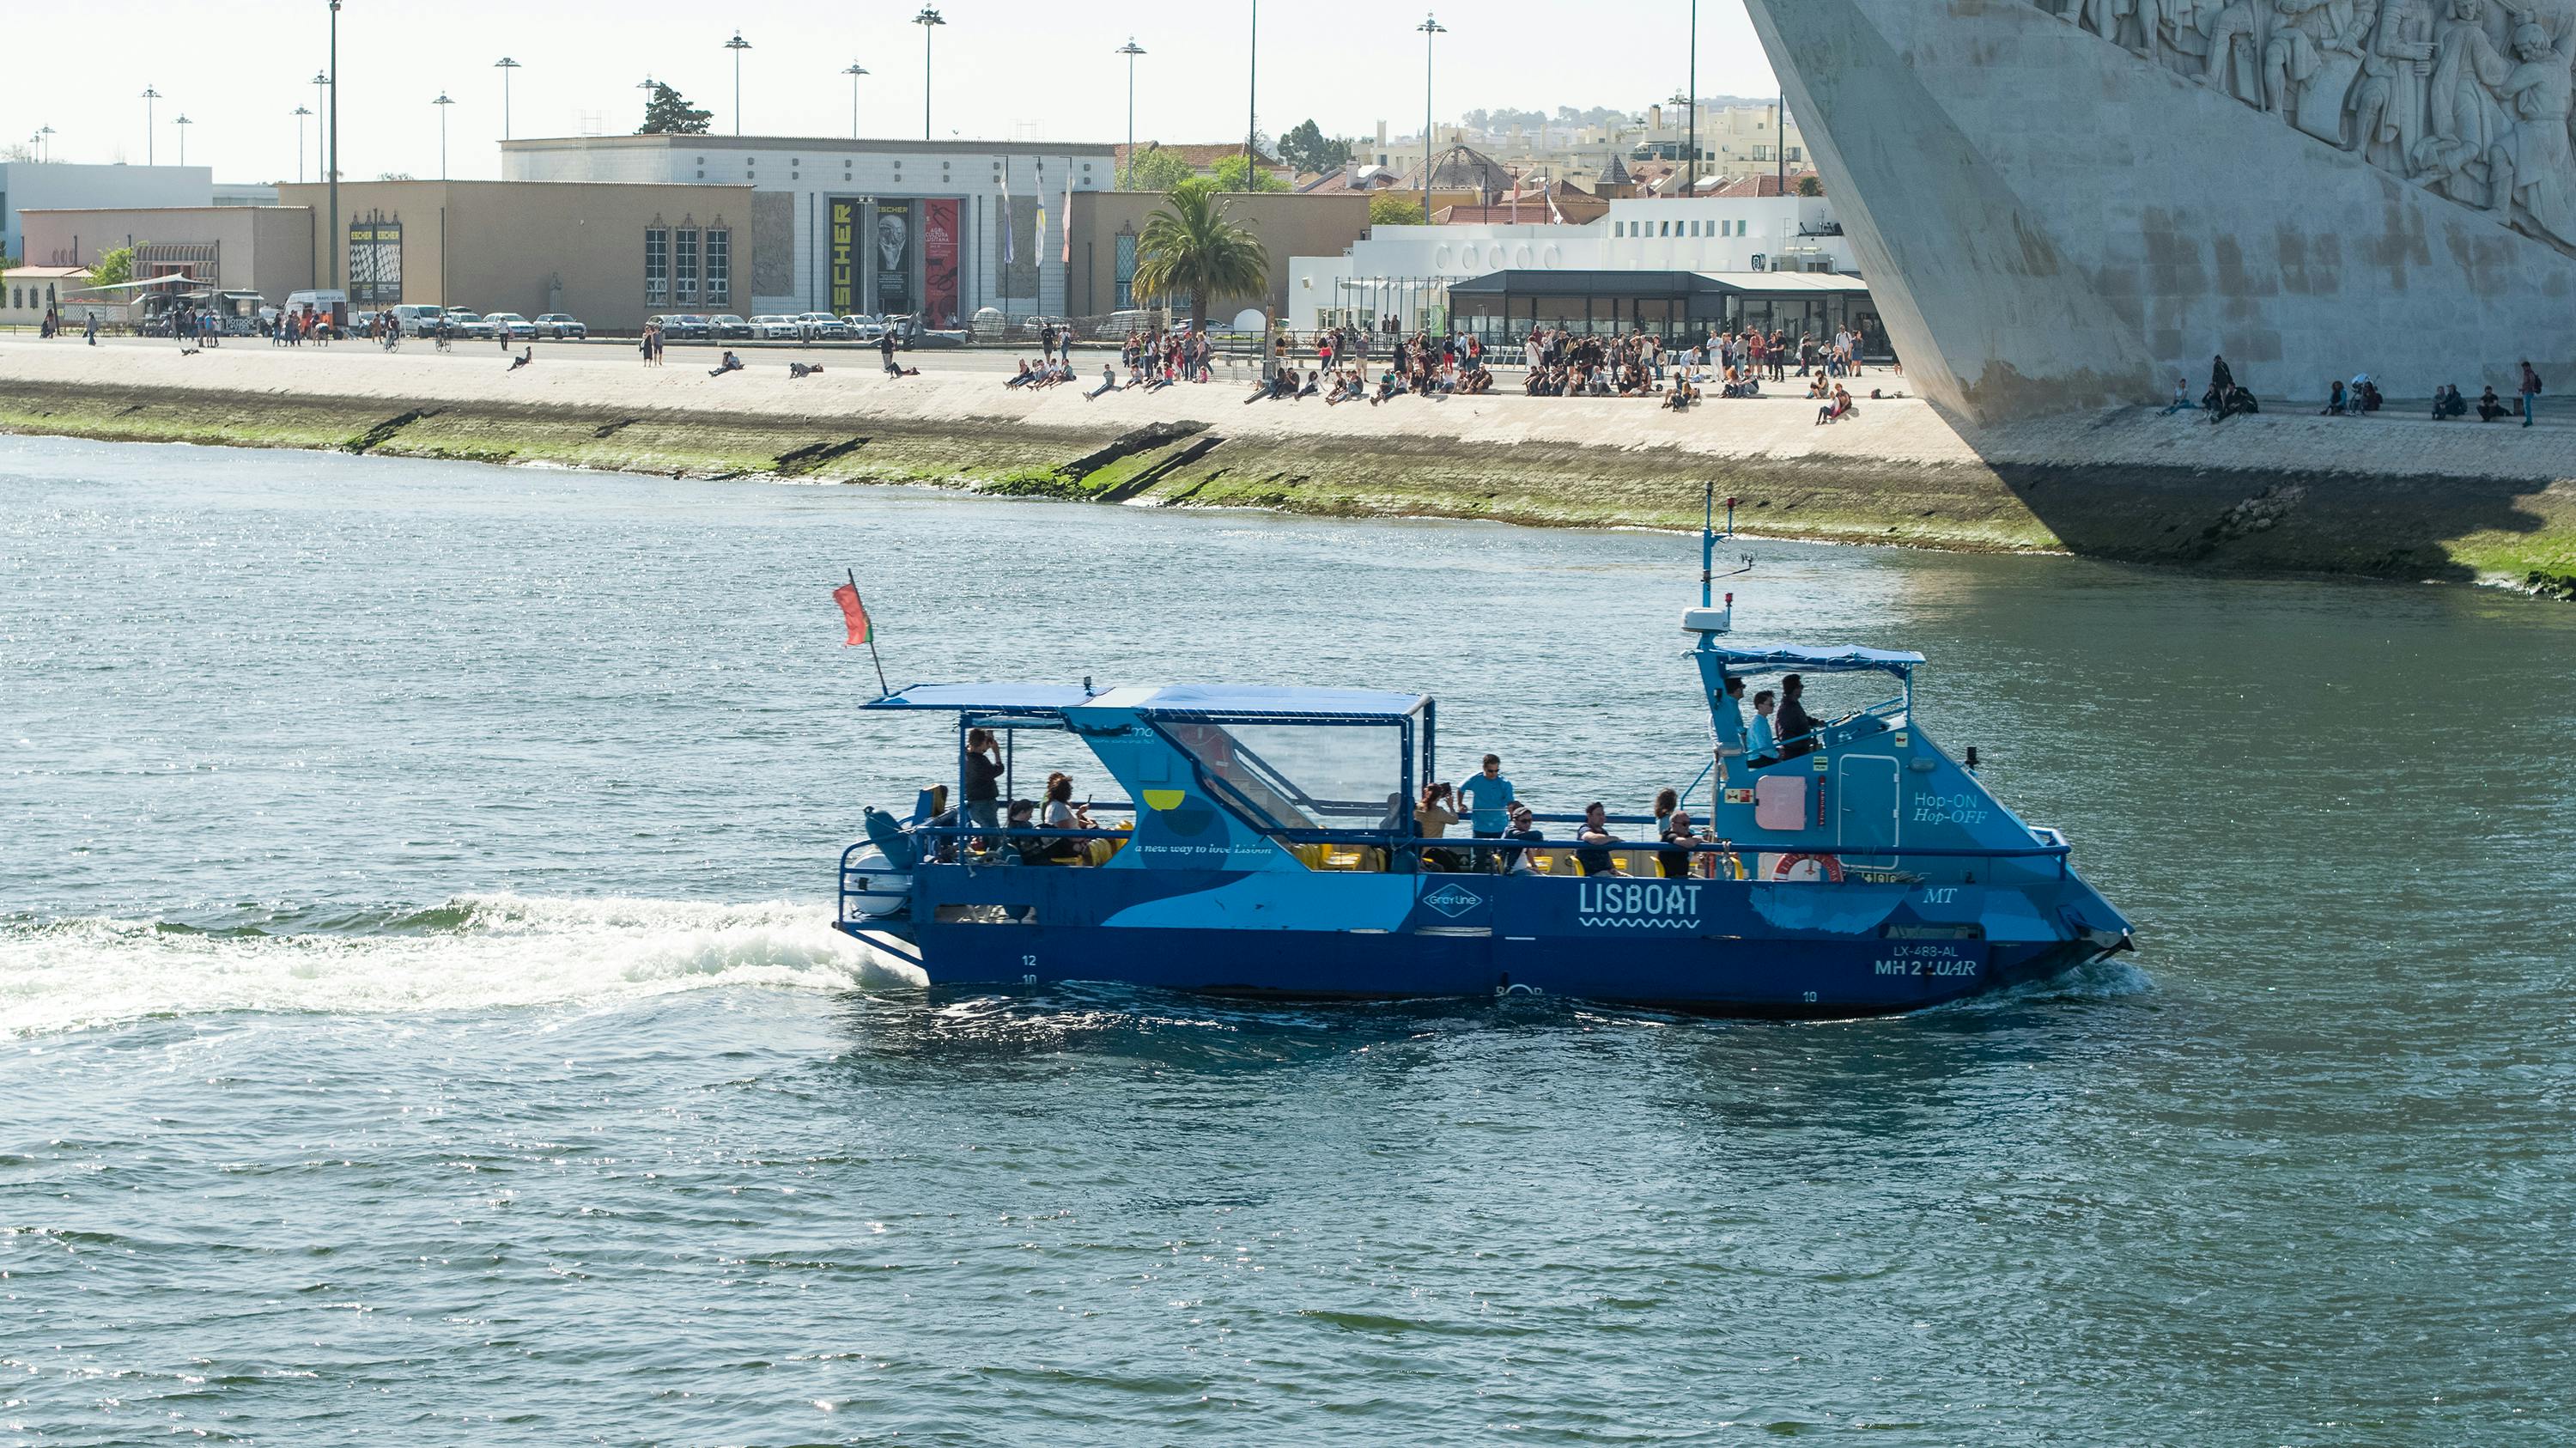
[1458,753,1516,871]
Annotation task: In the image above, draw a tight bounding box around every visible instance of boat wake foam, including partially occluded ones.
[0,893,926,1039]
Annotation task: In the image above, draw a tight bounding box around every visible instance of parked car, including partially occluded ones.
[532,313,586,340]
[484,312,538,342]
[441,310,495,339]
[748,314,802,339]
[842,313,886,343]
[705,313,751,340]
[391,304,444,336]
[645,313,709,341]
[796,312,850,341]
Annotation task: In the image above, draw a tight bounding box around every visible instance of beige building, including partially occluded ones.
[3,265,92,327]
[274,179,755,329]
[1067,190,1370,323]
[15,205,314,301]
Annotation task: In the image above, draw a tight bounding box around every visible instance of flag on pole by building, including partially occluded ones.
[1033,192,1047,265]
[1061,172,1075,265]
[1000,171,1015,265]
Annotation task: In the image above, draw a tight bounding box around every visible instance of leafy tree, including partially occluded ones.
[1207,152,1288,192]
[1277,119,1351,175]
[1368,193,1427,228]
[1125,145,1197,192]
[374,172,414,181]
[88,243,138,289]
[638,82,713,136]
[1132,179,1269,327]
[1795,174,1823,197]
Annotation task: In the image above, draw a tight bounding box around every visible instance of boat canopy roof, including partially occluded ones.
[866,683,1100,714]
[1710,642,1926,673]
[866,682,1429,721]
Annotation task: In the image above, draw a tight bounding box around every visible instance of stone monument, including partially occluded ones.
[1741,0,2576,425]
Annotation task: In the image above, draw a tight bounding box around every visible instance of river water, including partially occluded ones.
[3,435,2572,1445]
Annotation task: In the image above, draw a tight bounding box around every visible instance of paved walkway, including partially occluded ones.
[3,335,2569,486]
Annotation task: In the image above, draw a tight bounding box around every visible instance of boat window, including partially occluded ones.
[1163,721,1406,836]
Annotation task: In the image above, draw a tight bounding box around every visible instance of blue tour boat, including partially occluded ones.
[835,500,2133,1016]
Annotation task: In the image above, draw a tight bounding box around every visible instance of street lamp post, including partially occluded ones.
[1115,39,1145,189]
[434,93,454,180]
[1417,15,1446,222]
[841,62,869,140]
[914,9,945,142]
[329,0,342,292]
[175,114,191,166]
[1686,0,1699,198]
[294,106,312,182]
[142,88,161,165]
[724,33,751,134]
[495,57,520,141]
[1245,0,1258,174]
[37,125,56,163]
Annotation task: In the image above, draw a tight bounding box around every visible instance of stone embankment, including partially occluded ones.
[3,341,2569,594]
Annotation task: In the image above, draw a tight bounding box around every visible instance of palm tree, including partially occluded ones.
[1131,179,1269,328]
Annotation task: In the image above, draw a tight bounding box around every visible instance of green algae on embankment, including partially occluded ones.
[4,378,2571,596]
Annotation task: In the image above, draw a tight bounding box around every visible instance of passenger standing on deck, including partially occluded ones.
[1458,754,1516,871]
[1775,674,1819,758]
[1747,690,1778,766]
[963,728,1004,841]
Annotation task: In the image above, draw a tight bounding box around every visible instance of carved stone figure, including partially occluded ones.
[2413,0,2514,199]
[2148,0,2209,71]
[2203,0,2274,100]
[2265,0,2372,137]
[2348,0,2436,170]
[2487,20,2576,243]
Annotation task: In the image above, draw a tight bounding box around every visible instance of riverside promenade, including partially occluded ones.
[3,336,2570,593]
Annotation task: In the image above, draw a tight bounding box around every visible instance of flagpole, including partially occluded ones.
[851,568,890,697]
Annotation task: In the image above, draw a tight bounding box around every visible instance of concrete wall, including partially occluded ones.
[1741,0,2576,425]
[15,206,313,301]
[1067,191,1371,322]
[1,162,212,260]
[275,180,755,329]
[505,135,1116,319]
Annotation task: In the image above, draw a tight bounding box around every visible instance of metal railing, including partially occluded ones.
[841,818,2071,920]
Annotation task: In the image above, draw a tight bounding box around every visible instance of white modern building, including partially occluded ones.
[503,134,1113,325]
[1,161,213,261]
[1286,192,1866,342]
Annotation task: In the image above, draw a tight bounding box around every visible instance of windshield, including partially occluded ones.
[1163,721,1406,835]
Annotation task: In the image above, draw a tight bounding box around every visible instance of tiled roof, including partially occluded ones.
[1712,172,1823,198]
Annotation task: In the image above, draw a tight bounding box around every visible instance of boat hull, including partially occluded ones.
[839,865,2123,1018]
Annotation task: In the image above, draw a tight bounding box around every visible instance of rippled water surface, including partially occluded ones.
[4,435,2573,1445]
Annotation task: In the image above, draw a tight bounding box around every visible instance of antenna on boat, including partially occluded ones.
[1701,483,1717,608]
[1700,485,1747,609]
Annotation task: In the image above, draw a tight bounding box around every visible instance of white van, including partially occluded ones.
[391,303,444,336]
[285,289,349,329]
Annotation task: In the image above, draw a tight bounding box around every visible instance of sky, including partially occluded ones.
[2,0,1776,184]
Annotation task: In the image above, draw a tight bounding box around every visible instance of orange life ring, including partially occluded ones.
[1771,851,1846,884]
